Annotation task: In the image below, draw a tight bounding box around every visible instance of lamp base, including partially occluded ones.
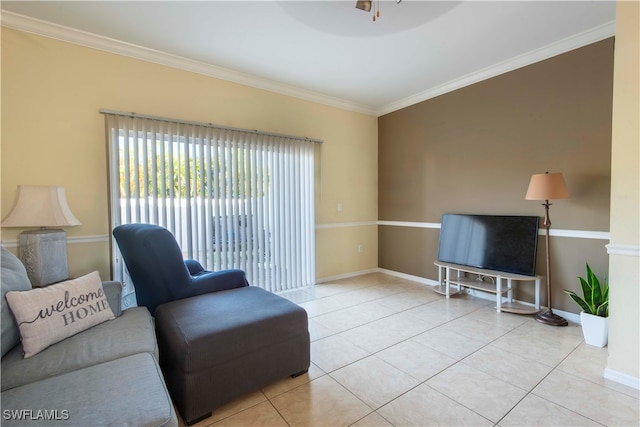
[534,309,568,327]
[18,229,69,287]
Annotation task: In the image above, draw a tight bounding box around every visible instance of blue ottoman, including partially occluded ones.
[154,286,310,425]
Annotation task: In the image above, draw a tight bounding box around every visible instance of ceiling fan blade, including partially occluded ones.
[355,1,372,12]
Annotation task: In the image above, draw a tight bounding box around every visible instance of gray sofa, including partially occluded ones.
[1,247,178,427]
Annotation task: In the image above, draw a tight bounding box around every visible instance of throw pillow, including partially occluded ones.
[5,271,115,358]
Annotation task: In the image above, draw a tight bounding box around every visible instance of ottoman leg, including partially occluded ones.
[290,369,309,378]
[185,411,211,426]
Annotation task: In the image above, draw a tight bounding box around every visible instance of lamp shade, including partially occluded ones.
[2,185,81,227]
[355,0,372,11]
[525,172,570,201]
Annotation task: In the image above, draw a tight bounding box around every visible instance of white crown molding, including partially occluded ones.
[376,21,616,116]
[0,11,377,116]
[2,11,614,118]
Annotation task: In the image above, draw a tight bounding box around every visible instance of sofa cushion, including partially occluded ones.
[5,271,115,358]
[1,248,32,358]
[1,306,156,391]
[1,352,177,427]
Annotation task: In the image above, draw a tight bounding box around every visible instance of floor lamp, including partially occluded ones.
[526,172,570,327]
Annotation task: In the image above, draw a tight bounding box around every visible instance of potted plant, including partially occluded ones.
[564,264,609,347]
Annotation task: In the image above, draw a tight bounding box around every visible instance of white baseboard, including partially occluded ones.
[315,268,379,284]
[376,268,439,286]
[604,368,640,390]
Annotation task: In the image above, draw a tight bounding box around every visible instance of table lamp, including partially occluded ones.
[2,185,81,287]
[525,172,570,326]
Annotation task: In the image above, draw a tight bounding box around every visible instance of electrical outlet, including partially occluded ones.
[358,244,363,253]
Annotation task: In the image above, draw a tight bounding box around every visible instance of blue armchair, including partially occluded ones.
[112,223,249,315]
[112,223,310,425]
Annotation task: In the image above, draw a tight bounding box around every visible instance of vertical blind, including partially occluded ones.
[104,112,317,305]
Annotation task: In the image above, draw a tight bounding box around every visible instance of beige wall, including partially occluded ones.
[378,39,614,313]
[0,28,378,282]
[607,0,640,383]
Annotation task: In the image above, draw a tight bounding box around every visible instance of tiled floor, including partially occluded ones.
[182,273,640,427]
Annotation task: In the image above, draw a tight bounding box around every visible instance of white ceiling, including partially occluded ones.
[1,1,616,116]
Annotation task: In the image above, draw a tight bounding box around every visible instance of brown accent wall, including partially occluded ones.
[378,39,614,314]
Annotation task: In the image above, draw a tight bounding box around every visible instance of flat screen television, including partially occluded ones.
[437,214,540,276]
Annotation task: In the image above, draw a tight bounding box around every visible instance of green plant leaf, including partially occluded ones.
[578,276,595,313]
[571,264,609,317]
[587,264,603,307]
[596,301,609,317]
[564,289,592,314]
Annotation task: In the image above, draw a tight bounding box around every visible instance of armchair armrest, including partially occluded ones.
[178,269,249,300]
[102,281,123,317]
[184,259,205,276]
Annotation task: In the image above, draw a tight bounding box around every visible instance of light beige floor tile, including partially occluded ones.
[204,390,268,425]
[403,302,460,325]
[311,334,370,372]
[353,299,405,320]
[350,411,394,427]
[378,383,493,426]
[351,284,406,300]
[427,363,528,422]
[270,375,372,427]
[308,318,335,341]
[261,363,325,398]
[208,401,288,427]
[404,296,486,325]
[313,301,399,333]
[533,370,640,426]
[462,344,553,390]
[412,325,487,360]
[499,394,601,426]
[558,343,640,399]
[510,318,584,349]
[440,315,514,342]
[324,289,383,308]
[299,293,359,317]
[377,288,442,311]
[491,330,578,367]
[376,339,458,381]
[464,306,531,329]
[310,282,369,297]
[339,311,435,353]
[277,288,316,304]
[313,308,369,333]
[558,342,608,381]
[331,355,420,409]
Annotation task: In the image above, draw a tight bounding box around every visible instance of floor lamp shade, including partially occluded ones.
[2,186,81,287]
[525,172,570,326]
[525,172,570,201]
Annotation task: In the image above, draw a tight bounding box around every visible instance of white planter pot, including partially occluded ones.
[580,312,608,347]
